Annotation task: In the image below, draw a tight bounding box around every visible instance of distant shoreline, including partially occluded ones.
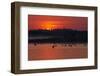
[28,29,87,43]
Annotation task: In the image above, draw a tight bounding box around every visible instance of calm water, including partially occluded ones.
[28,43,88,60]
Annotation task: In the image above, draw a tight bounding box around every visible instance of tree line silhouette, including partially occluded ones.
[28,29,87,43]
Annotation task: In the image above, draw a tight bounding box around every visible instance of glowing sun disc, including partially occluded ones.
[41,24,55,30]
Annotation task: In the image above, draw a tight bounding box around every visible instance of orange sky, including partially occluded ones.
[28,15,88,31]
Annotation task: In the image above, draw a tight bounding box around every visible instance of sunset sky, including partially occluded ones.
[28,15,88,31]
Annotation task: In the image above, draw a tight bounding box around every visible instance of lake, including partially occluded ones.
[28,43,88,60]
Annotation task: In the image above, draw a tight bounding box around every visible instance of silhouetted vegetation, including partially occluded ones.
[28,29,87,43]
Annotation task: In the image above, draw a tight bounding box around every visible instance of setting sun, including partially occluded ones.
[41,25,55,30]
[41,22,56,30]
